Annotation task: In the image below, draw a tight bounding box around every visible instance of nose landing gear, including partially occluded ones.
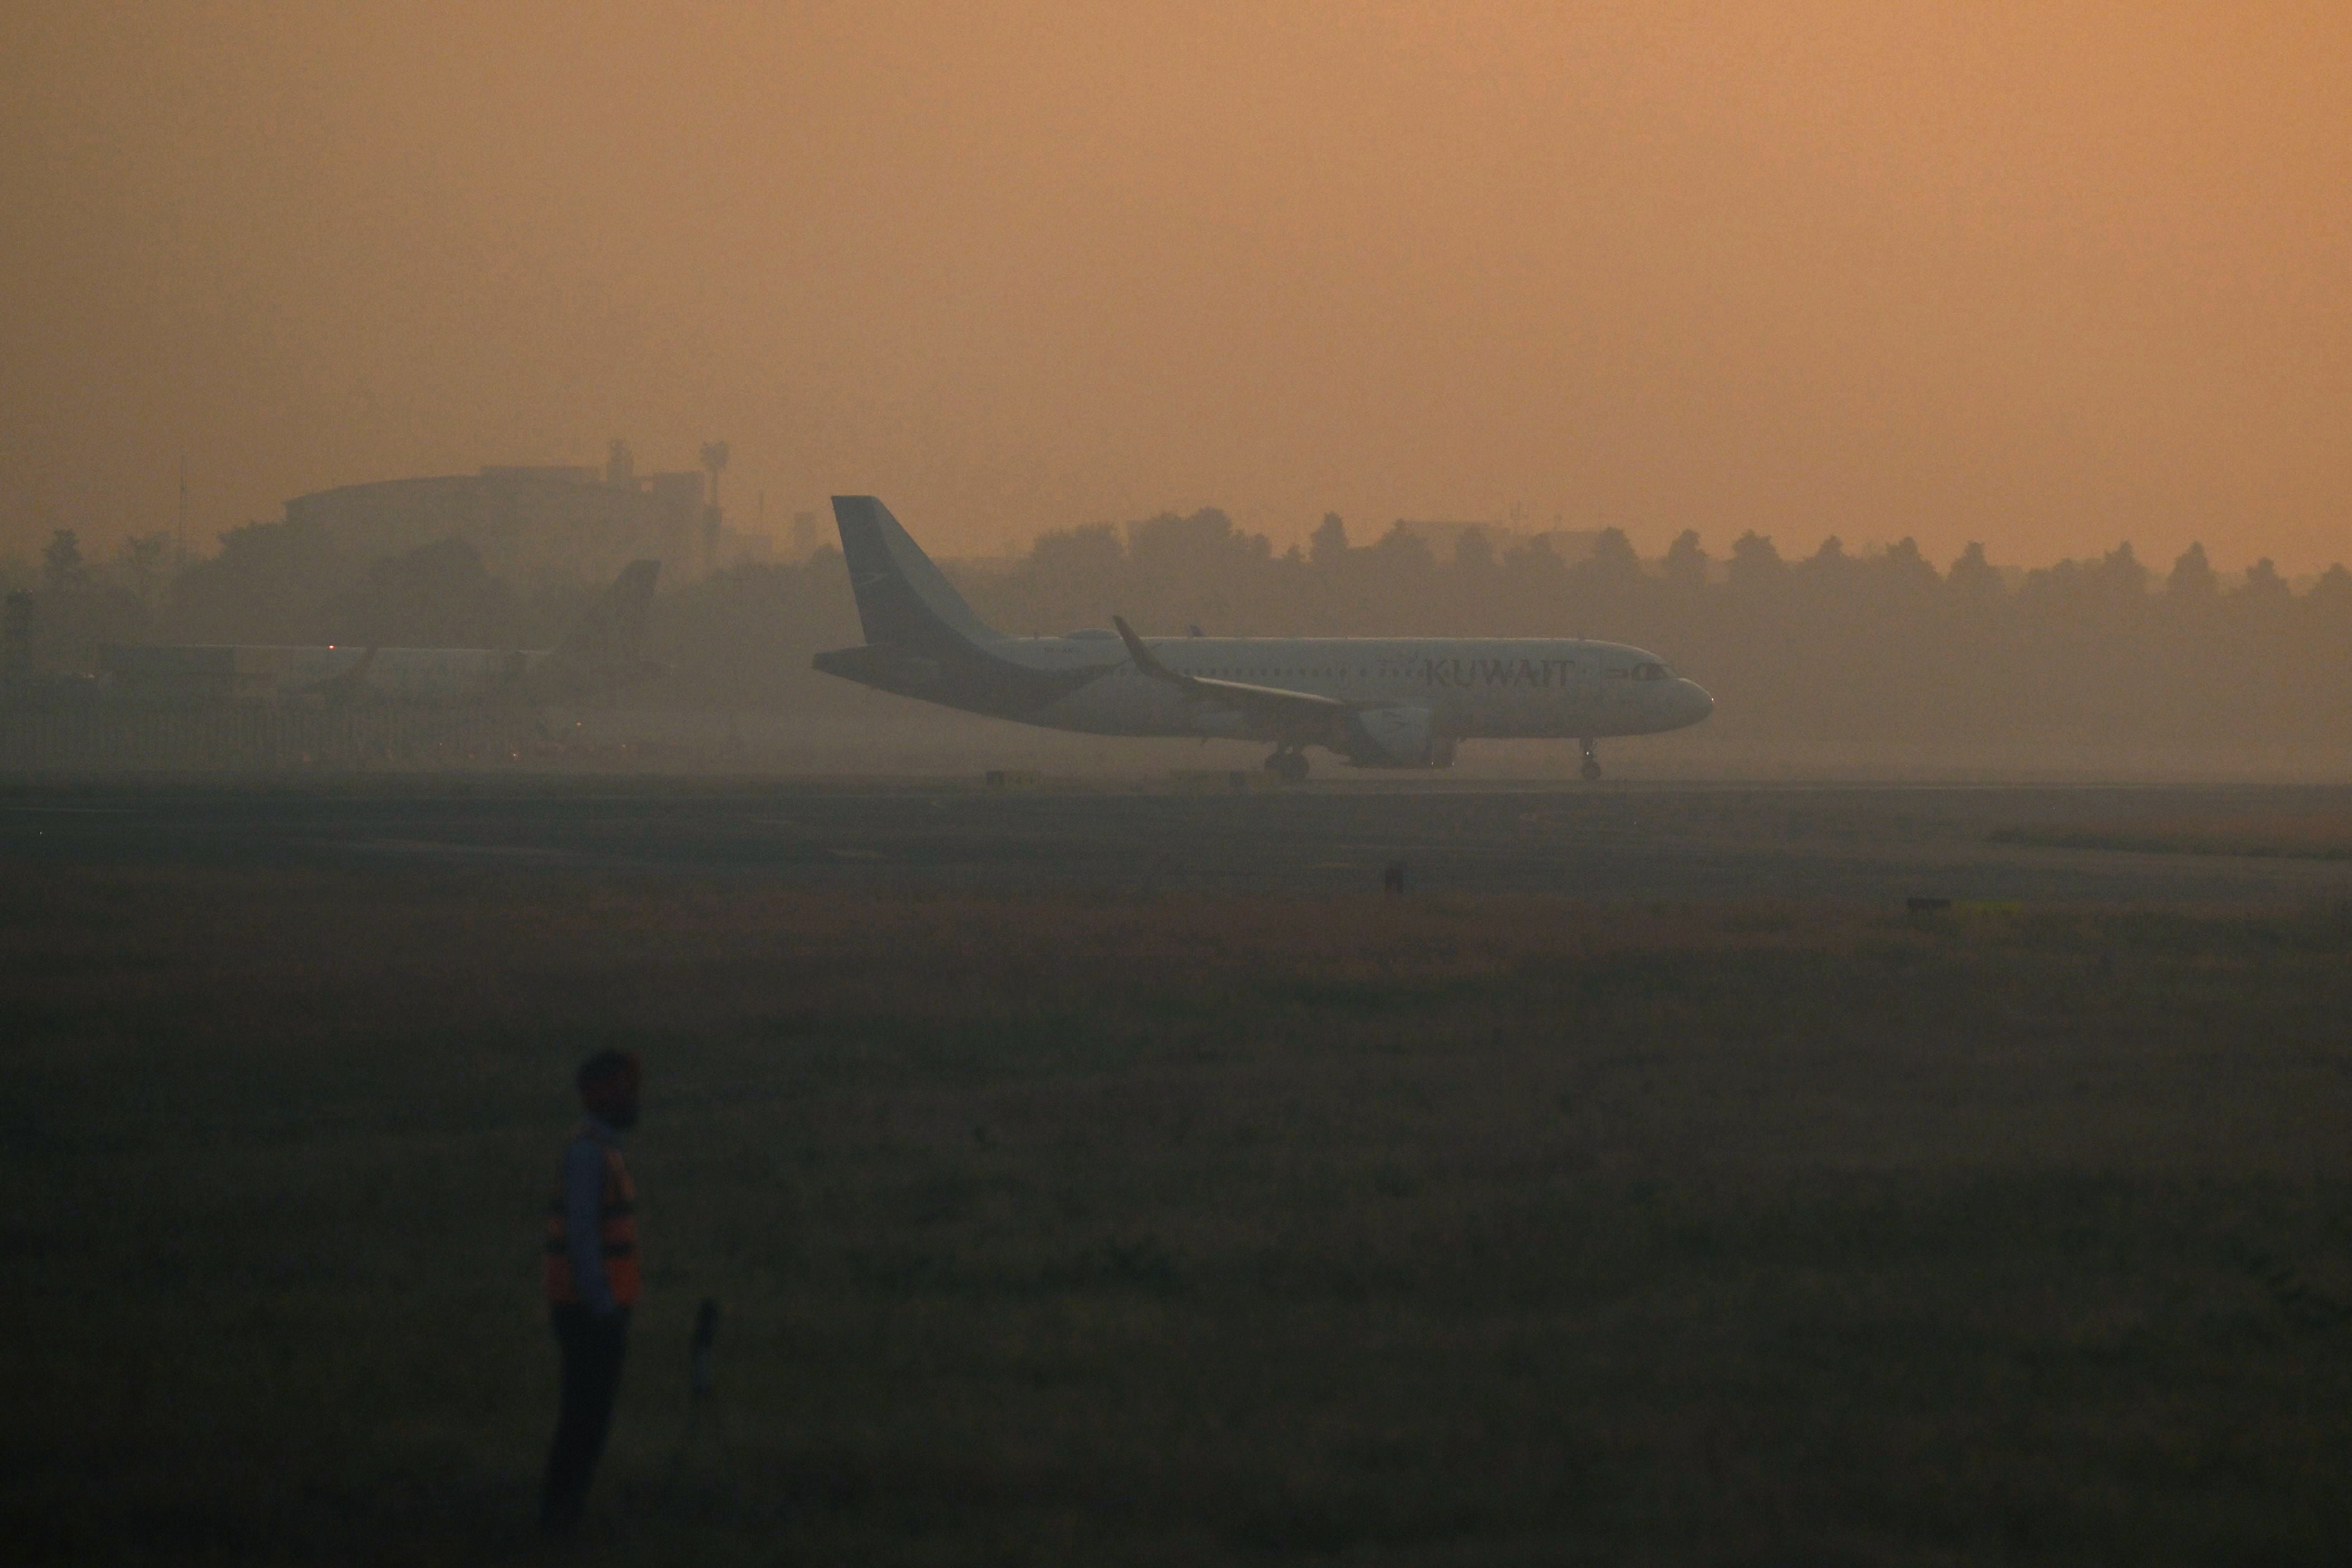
[1579,737,1602,782]
[1264,746,1311,783]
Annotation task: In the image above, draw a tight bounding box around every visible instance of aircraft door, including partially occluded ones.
[1568,650,1600,734]
[1599,656,1634,727]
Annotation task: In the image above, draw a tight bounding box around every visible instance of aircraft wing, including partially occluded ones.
[1113,617,1357,726]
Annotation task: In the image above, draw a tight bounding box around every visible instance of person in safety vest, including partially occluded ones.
[538,1048,643,1537]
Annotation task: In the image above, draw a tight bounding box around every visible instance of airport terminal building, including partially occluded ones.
[282,442,711,586]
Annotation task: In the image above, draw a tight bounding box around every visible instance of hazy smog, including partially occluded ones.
[3,4,2347,573]
[17,8,2352,1564]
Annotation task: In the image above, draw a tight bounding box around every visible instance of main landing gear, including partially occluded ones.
[1579,737,1603,783]
[1264,746,1311,783]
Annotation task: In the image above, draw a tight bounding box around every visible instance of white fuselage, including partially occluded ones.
[98,558,661,711]
[979,632,1712,741]
[99,643,553,706]
[274,646,548,703]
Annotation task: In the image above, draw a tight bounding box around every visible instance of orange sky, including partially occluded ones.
[3,2,2346,570]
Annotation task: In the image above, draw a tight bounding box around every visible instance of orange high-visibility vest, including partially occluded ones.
[544,1143,640,1307]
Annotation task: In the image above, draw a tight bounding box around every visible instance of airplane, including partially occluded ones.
[101,560,663,708]
[812,498,1711,780]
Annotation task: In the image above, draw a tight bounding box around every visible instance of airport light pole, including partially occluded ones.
[699,442,729,512]
[698,442,729,578]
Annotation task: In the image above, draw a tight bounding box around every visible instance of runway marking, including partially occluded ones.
[339,839,593,863]
[0,805,132,814]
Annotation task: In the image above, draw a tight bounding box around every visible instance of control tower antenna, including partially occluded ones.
[697,442,730,578]
[698,441,730,512]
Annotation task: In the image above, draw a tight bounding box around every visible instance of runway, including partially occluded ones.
[6,778,2350,904]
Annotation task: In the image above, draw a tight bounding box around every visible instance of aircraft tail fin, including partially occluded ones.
[528,560,663,702]
[831,496,1004,652]
[300,645,379,707]
[552,559,660,666]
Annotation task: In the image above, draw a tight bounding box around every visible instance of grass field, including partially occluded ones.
[11,866,2352,1564]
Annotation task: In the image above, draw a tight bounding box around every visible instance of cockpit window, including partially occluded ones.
[1631,661,1669,681]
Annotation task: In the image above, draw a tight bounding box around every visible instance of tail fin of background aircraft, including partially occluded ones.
[552,559,660,665]
[529,559,662,703]
[831,496,1005,653]
[298,645,379,707]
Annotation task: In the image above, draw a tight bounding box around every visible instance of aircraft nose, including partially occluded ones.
[1678,679,1714,725]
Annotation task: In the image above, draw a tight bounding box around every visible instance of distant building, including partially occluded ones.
[281,440,710,584]
[715,529,775,568]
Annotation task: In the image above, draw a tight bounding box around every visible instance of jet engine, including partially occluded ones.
[1340,705,1456,768]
